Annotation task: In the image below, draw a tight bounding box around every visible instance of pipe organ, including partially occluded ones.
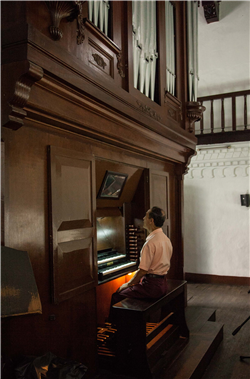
[1,1,203,376]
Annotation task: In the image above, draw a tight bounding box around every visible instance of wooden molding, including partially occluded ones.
[185,272,250,286]
[184,150,197,175]
[83,18,121,54]
[136,100,162,122]
[165,92,183,123]
[1,60,44,130]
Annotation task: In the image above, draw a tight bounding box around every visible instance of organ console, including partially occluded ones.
[96,213,145,284]
[98,250,137,281]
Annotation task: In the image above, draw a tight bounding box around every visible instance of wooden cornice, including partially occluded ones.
[1,60,44,130]
[1,63,196,168]
[25,73,194,165]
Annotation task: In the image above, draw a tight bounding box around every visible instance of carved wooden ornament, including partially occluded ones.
[186,101,206,133]
[45,1,84,41]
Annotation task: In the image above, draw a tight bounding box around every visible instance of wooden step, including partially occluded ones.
[185,306,216,331]
[159,306,223,379]
[151,335,188,375]
[148,325,185,369]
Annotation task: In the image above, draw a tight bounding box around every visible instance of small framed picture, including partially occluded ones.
[97,171,128,199]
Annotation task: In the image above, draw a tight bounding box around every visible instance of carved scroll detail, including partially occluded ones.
[76,6,86,45]
[117,53,125,78]
[45,1,82,41]
[186,101,206,133]
[136,101,161,121]
[92,54,107,69]
[2,61,44,130]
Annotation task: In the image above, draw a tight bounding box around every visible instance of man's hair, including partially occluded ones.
[148,206,166,227]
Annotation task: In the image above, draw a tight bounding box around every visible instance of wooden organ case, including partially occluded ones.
[1,1,203,377]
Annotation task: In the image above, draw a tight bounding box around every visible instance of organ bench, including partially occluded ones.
[112,279,189,378]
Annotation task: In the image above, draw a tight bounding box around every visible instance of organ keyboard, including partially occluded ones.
[97,248,137,282]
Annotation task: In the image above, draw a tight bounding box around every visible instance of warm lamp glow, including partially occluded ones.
[127,270,137,276]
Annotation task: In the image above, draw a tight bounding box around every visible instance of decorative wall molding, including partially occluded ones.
[185,143,250,179]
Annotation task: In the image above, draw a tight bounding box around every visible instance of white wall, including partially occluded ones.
[184,142,250,277]
[183,2,250,278]
[198,1,250,96]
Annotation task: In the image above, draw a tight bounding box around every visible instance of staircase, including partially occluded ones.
[163,306,223,379]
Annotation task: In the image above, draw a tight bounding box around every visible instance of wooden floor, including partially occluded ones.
[93,282,250,379]
[186,283,250,379]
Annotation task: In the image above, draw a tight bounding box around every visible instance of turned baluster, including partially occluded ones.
[221,98,225,132]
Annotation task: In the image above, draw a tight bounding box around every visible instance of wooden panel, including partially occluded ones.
[88,38,114,78]
[48,146,96,303]
[150,170,170,237]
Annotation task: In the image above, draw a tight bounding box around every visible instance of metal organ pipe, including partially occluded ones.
[132,0,158,101]
[187,1,199,102]
[165,1,176,97]
[88,0,110,36]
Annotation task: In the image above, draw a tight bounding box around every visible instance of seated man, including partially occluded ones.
[109,206,173,316]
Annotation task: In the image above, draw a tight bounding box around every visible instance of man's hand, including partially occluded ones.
[116,269,148,293]
[116,283,129,293]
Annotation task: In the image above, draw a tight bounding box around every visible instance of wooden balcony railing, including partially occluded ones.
[195,90,250,145]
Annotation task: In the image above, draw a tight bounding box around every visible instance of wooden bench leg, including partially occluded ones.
[116,317,152,379]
